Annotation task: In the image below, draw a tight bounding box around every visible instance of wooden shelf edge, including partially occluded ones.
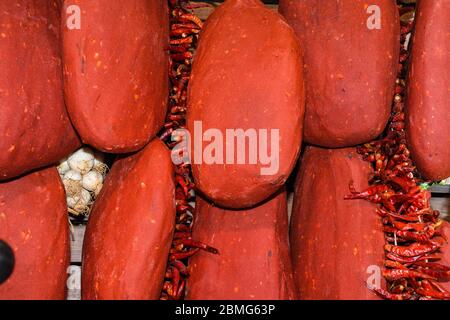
[430,185,450,194]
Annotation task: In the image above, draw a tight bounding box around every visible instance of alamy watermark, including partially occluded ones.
[366,265,382,290]
[66,5,81,30]
[367,5,382,30]
[171,121,280,176]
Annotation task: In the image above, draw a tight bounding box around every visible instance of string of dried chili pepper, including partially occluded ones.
[159,0,218,300]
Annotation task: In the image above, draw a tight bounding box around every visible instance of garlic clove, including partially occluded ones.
[66,195,78,209]
[67,188,92,214]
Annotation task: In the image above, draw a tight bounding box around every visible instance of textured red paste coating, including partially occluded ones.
[291,147,384,299]
[0,168,69,300]
[186,190,298,300]
[279,0,400,148]
[406,0,450,181]
[0,1,80,181]
[187,0,305,209]
[62,0,169,153]
[82,139,175,300]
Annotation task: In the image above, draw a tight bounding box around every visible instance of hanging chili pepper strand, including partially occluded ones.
[346,1,450,300]
[160,0,218,301]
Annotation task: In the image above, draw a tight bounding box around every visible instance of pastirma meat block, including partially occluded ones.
[291,147,384,299]
[186,190,298,300]
[187,0,305,209]
[62,0,169,153]
[406,0,450,181]
[82,139,176,300]
[0,168,69,300]
[279,0,399,148]
[0,0,81,181]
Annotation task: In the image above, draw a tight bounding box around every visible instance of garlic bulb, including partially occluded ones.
[59,147,108,216]
[67,188,92,214]
[68,148,95,175]
[82,170,104,192]
[62,170,82,200]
